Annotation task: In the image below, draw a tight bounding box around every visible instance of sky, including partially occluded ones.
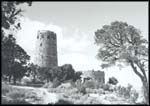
[15,2,148,90]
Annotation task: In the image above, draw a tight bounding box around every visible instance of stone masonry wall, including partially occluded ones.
[35,30,58,68]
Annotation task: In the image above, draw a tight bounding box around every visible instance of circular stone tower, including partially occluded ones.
[35,30,58,68]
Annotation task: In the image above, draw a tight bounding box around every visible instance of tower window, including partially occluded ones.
[47,35,50,39]
[41,35,44,38]
[40,43,42,46]
[37,35,39,39]
[52,35,56,40]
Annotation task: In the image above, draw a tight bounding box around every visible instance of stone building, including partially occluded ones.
[35,30,58,68]
[81,70,105,84]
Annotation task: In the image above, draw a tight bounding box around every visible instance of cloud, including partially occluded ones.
[16,17,92,66]
[16,17,63,62]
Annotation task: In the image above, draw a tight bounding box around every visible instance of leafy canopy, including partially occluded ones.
[95,21,148,69]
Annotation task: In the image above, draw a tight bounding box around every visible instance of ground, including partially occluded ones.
[2,82,144,104]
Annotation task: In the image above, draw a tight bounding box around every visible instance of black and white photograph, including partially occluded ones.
[1,1,149,105]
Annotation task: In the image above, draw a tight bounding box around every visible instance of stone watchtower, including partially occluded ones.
[35,30,58,68]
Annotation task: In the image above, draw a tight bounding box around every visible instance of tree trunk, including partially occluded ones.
[33,75,36,83]
[13,76,16,85]
[8,75,11,83]
[130,61,149,104]
[142,81,149,104]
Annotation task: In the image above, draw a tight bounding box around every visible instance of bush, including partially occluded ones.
[116,84,139,103]
[2,84,30,104]
[2,96,30,104]
[21,76,32,85]
[108,77,118,85]
[54,99,73,104]
[49,64,82,84]
[6,88,26,99]
[52,78,61,88]
[43,82,53,88]
[78,86,86,94]
[2,84,12,96]
[84,80,99,89]
[86,88,104,94]
[75,79,86,94]
[58,82,73,89]
[101,83,111,91]
[130,90,139,103]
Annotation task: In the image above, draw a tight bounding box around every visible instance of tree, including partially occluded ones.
[2,34,30,84]
[27,63,39,83]
[2,1,31,32]
[37,67,51,83]
[48,64,81,84]
[2,1,31,84]
[95,21,149,104]
[73,71,82,82]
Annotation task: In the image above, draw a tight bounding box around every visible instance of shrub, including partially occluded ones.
[75,79,86,94]
[84,80,99,89]
[49,64,82,84]
[58,82,73,89]
[43,82,53,88]
[2,86,30,104]
[101,83,111,91]
[116,84,139,103]
[130,89,139,103]
[21,76,32,85]
[6,89,25,99]
[52,78,61,88]
[2,96,30,104]
[54,99,73,104]
[108,77,118,85]
[2,84,12,96]
[79,86,86,94]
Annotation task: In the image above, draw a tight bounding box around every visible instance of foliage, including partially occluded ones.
[116,84,139,103]
[2,1,32,85]
[2,84,13,96]
[49,64,81,84]
[2,97,30,104]
[38,67,51,82]
[43,82,53,88]
[27,63,41,83]
[52,78,61,88]
[77,86,86,95]
[2,84,30,104]
[95,21,148,104]
[73,71,82,81]
[75,79,86,94]
[2,35,30,84]
[54,99,73,104]
[83,80,99,89]
[7,89,25,99]
[21,76,32,85]
[26,64,81,85]
[108,77,118,85]
[101,83,111,91]
[2,1,31,31]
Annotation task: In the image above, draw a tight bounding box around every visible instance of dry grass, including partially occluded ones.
[1,83,39,104]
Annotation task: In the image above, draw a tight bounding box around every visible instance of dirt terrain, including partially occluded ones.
[9,85,134,104]
[11,85,58,104]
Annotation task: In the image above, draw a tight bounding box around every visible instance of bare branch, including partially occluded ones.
[130,61,145,82]
[135,61,148,82]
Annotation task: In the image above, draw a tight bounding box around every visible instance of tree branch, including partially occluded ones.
[109,39,120,47]
[135,61,147,82]
[130,61,145,82]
